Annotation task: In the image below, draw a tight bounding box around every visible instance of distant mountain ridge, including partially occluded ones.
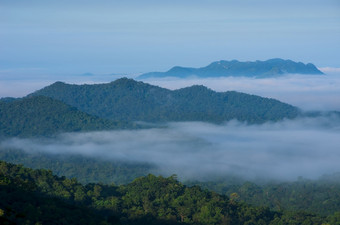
[138,58,323,79]
[29,78,300,124]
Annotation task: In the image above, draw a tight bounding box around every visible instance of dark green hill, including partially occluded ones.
[0,95,130,137]
[29,78,300,123]
[1,160,334,225]
[138,58,323,79]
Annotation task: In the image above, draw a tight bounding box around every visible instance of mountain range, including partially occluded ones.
[0,78,301,137]
[29,78,299,124]
[138,58,323,79]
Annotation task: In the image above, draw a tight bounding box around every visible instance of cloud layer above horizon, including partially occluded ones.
[2,117,340,181]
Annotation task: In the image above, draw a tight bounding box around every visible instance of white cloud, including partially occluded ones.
[2,117,340,181]
[319,67,340,74]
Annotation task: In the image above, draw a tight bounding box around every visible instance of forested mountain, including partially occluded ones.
[0,95,132,137]
[138,58,323,79]
[29,78,300,123]
[2,161,338,225]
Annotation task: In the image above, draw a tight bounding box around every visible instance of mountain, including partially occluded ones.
[29,78,300,123]
[0,95,130,137]
[138,58,323,79]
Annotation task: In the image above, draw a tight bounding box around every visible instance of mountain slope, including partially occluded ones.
[0,95,129,137]
[29,78,300,123]
[138,58,323,79]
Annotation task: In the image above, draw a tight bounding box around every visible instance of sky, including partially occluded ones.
[1,0,340,77]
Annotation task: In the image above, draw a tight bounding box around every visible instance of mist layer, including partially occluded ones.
[1,116,340,181]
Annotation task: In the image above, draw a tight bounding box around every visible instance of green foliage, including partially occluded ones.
[0,161,335,225]
[0,95,133,137]
[29,78,300,123]
[186,176,340,216]
[0,161,108,225]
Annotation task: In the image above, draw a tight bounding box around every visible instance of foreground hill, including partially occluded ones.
[29,78,300,123]
[1,147,340,217]
[138,58,323,79]
[1,160,336,225]
[0,96,130,137]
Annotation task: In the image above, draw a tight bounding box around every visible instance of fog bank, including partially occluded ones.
[1,116,340,181]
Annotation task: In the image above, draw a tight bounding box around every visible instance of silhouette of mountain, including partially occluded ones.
[138,58,323,78]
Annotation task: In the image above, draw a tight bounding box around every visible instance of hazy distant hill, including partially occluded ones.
[138,58,323,79]
[0,96,129,137]
[30,78,300,123]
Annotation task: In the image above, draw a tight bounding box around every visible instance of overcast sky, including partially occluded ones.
[1,0,340,76]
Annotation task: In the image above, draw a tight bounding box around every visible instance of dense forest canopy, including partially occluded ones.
[1,161,339,225]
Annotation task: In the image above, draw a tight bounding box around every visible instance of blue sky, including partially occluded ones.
[1,0,340,76]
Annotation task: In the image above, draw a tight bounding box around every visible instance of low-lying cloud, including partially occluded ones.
[1,116,340,181]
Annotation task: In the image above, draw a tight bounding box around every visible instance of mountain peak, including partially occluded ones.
[51,81,67,86]
[110,77,151,89]
[111,77,137,84]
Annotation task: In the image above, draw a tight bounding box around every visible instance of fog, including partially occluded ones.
[2,116,340,181]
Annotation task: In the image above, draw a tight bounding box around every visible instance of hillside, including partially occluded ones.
[1,160,336,225]
[1,147,340,217]
[0,95,130,137]
[29,78,300,123]
[138,58,323,79]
